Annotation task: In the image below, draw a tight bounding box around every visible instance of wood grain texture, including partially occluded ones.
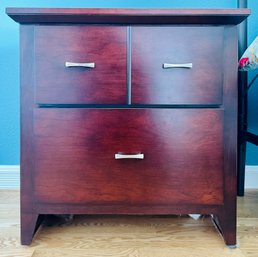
[20,25,41,245]
[33,108,223,206]
[9,8,244,246]
[6,8,250,25]
[35,26,126,104]
[0,190,258,257]
[213,26,238,246]
[132,26,223,104]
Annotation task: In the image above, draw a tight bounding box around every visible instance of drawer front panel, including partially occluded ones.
[132,26,224,104]
[35,26,127,104]
[34,109,224,205]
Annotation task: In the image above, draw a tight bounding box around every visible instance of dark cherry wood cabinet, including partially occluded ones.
[35,26,127,104]
[34,109,223,205]
[6,8,250,246]
[132,26,224,105]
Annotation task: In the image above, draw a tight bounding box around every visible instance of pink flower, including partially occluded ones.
[239,57,249,68]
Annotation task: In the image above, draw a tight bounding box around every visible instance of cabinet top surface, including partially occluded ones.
[6,8,250,25]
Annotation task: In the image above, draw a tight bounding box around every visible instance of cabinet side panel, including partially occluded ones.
[20,25,42,245]
[213,26,238,246]
[20,25,35,213]
[223,26,238,223]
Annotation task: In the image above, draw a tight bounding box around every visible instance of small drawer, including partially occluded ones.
[34,108,224,205]
[132,26,224,105]
[35,26,127,104]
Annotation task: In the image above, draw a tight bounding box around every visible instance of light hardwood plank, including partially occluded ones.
[32,248,138,257]
[0,249,34,257]
[138,247,246,257]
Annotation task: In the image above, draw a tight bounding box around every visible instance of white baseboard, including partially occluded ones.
[0,165,258,189]
[245,165,258,189]
[0,165,20,189]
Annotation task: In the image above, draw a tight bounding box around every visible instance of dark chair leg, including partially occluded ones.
[237,0,248,197]
[237,70,248,197]
[237,141,246,196]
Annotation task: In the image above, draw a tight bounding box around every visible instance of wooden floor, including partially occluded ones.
[0,190,257,257]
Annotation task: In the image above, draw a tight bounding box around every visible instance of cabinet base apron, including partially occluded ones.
[21,205,236,246]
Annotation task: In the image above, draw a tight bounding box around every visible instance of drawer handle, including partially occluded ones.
[65,62,95,68]
[163,63,193,69]
[115,153,144,160]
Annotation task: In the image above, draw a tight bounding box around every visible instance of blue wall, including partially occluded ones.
[246,1,258,165]
[0,0,257,165]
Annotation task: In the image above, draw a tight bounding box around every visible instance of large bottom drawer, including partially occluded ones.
[33,108,224,205]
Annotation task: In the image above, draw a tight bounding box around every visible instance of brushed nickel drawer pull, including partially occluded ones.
[65,62,95,68]
[163,63,193,69]
[115,153,144,159]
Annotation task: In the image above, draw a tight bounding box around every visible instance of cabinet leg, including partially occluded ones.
[212,214,237,247]
[21,213,45,245]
